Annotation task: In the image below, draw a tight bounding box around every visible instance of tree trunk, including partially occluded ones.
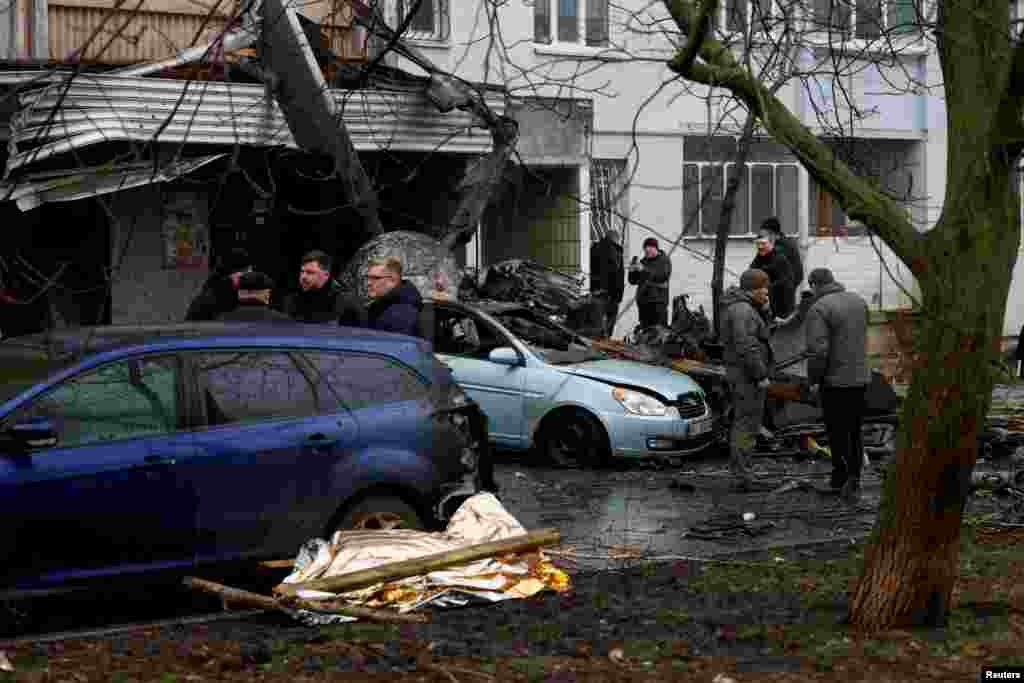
[847,200,1018,629]
[710,115,756,338]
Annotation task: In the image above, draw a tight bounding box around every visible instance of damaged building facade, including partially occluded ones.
[375,0,1024,338]
[0,0,506,331]
[3,0,1024,338]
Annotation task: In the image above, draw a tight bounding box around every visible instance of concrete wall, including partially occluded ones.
[108,186,210,324]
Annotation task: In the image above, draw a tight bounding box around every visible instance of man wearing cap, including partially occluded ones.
[185,247,252,321]
[628,237,672,328]
[218,272,294,322]
[805,268,871,504]
[719,268,774,488]
[589,229,625,336]
[758,217,802,318]
[750,231,795,319]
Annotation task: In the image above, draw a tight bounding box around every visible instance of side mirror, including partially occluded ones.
[488,347,521,366]
[7,417,57,452]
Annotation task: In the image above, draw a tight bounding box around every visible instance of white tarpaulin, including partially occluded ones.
[279,493,570,624]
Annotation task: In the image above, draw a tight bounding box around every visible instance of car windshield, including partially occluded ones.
[494,311,605,365]
[0,343,70,405]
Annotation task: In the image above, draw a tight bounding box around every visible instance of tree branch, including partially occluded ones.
[660,0,927,276]
[668,0,718,76]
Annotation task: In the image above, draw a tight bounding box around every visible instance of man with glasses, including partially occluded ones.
[365,256,423,337]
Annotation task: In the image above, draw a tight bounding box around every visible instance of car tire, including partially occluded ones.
[335,496,425,532]
[540,410,610,469]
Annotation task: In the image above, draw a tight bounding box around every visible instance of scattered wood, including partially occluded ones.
[971,471,1023,491]
[183,577,428,624]
[273,527,561,598]
[259,559,295,569]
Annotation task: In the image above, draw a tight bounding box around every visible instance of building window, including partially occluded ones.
[534,0,609,46]
[590,159,629,245]
[809,178,870,237]
[396,0,449,41]
[683,162,800,237]
[715,0,783,34]
[811,0,920,38]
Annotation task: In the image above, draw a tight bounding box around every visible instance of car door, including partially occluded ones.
[302,350,436,507]
[432,307,526,448]
[0,354,196,588]
[183,349,357,562]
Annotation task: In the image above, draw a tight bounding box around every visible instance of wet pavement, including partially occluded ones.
[493,450,884,572]
[494,382,1024,572]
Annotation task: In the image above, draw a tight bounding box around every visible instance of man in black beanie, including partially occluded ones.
[185,247,252,322]
[218,271,294,322]
[628,236,672,327]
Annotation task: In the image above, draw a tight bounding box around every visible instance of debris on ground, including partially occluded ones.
[273,493,569,624]
[0,650,13,672]
[182,494,569,627]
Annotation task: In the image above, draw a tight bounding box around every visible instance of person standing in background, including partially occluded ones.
[589,229,625,337]
[628,237,672,328]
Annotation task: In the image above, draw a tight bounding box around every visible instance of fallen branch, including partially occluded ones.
[273,528,561,598]
[183,577,428,624]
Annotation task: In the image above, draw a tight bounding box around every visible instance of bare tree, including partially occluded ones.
[450,0,1019,630]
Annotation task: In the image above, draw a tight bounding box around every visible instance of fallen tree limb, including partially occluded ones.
[273,527,561,598]
[183,577,428,624]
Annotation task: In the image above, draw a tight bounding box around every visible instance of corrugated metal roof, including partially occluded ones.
[0,153,226,211]
[4,72,506,172]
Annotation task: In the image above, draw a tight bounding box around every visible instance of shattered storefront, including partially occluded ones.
[0,67,506,325]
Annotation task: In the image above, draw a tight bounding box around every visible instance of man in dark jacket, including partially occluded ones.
[719,269,773,489]
[750,232,796,318]
[185,247,252,322]
[282,250,366,327]
[760,217,803,316]
[217,272,294,322]
[365,256,423,336]
[805,268,871,504]
[590,229,625,337]
[628,237,672,328]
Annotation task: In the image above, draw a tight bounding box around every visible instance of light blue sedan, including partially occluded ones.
[424,300,720,466]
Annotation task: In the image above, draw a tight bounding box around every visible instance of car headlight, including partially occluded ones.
[612,387,668,416]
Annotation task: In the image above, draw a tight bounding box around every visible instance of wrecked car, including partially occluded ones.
[422,300,719,467]
[0,323,486,597]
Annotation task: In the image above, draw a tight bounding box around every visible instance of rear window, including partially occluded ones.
[304,351,431,411]
[0,344,70,405]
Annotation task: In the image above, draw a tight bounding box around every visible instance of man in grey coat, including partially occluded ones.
[719,268,773,488]
[805,268,871,504]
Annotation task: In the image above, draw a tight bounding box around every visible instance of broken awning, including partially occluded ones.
[0,154,227,211]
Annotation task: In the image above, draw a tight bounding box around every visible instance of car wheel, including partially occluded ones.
[540,410,610,468]
[336,496,425,532]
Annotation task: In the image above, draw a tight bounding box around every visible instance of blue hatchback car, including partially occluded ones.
[0,323,486,597]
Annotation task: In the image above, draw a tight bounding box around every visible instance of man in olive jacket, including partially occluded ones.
[719,269,773,488]
[628,237,672,327]
[805,268,871,504]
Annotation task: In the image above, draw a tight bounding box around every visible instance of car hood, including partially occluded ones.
[558,359,704,400]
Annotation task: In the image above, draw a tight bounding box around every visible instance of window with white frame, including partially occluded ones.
[683,162,800,237]
[534,0,609,47]
[712,0,785,35]
[396,0,449,41]
[810,0,922,39]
